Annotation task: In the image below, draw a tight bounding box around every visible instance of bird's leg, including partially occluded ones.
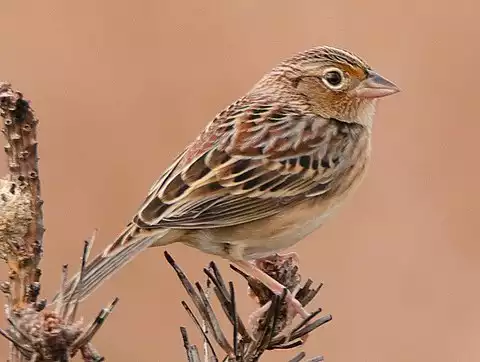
[235,260,310,319]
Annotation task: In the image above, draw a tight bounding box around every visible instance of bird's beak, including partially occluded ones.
[354,71,400,99]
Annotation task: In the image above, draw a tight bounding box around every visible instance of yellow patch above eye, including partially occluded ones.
[302,62,366,81]
[337,63,367,80]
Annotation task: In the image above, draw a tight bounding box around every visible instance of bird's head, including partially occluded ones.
[257,46,400,127]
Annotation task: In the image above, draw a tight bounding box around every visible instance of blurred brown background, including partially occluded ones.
[0,0,479,361]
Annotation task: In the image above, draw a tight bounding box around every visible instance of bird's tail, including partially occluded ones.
[52,223,170,304]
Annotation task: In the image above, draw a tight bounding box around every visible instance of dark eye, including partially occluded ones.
[324,71,342,86]
[321,67,345,89]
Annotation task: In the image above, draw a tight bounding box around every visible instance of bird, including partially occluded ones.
[55,45,399,319]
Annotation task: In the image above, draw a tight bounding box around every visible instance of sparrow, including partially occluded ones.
[55,46,399,319]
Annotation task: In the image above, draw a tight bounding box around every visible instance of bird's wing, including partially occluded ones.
[55,99,367,303]
[134,98,366,229]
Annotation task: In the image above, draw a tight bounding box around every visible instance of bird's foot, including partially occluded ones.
[236,256,312,341]
[247,300,272,333]
[247,285,311,342]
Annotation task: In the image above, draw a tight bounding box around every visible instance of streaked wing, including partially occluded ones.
[135,96,365,229]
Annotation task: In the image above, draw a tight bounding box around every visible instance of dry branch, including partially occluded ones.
[0,82,43,310]
[0,83,116,362]
[166,251,331,362]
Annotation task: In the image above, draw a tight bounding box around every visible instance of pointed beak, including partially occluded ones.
[354,71,400,99]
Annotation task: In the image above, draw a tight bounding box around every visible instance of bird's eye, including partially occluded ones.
[321,68,345,90]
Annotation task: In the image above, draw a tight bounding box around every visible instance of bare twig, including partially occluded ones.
[166,251,331,362]
[0,244,114,361]
[0,82,44,310]
[0,83,116,361]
